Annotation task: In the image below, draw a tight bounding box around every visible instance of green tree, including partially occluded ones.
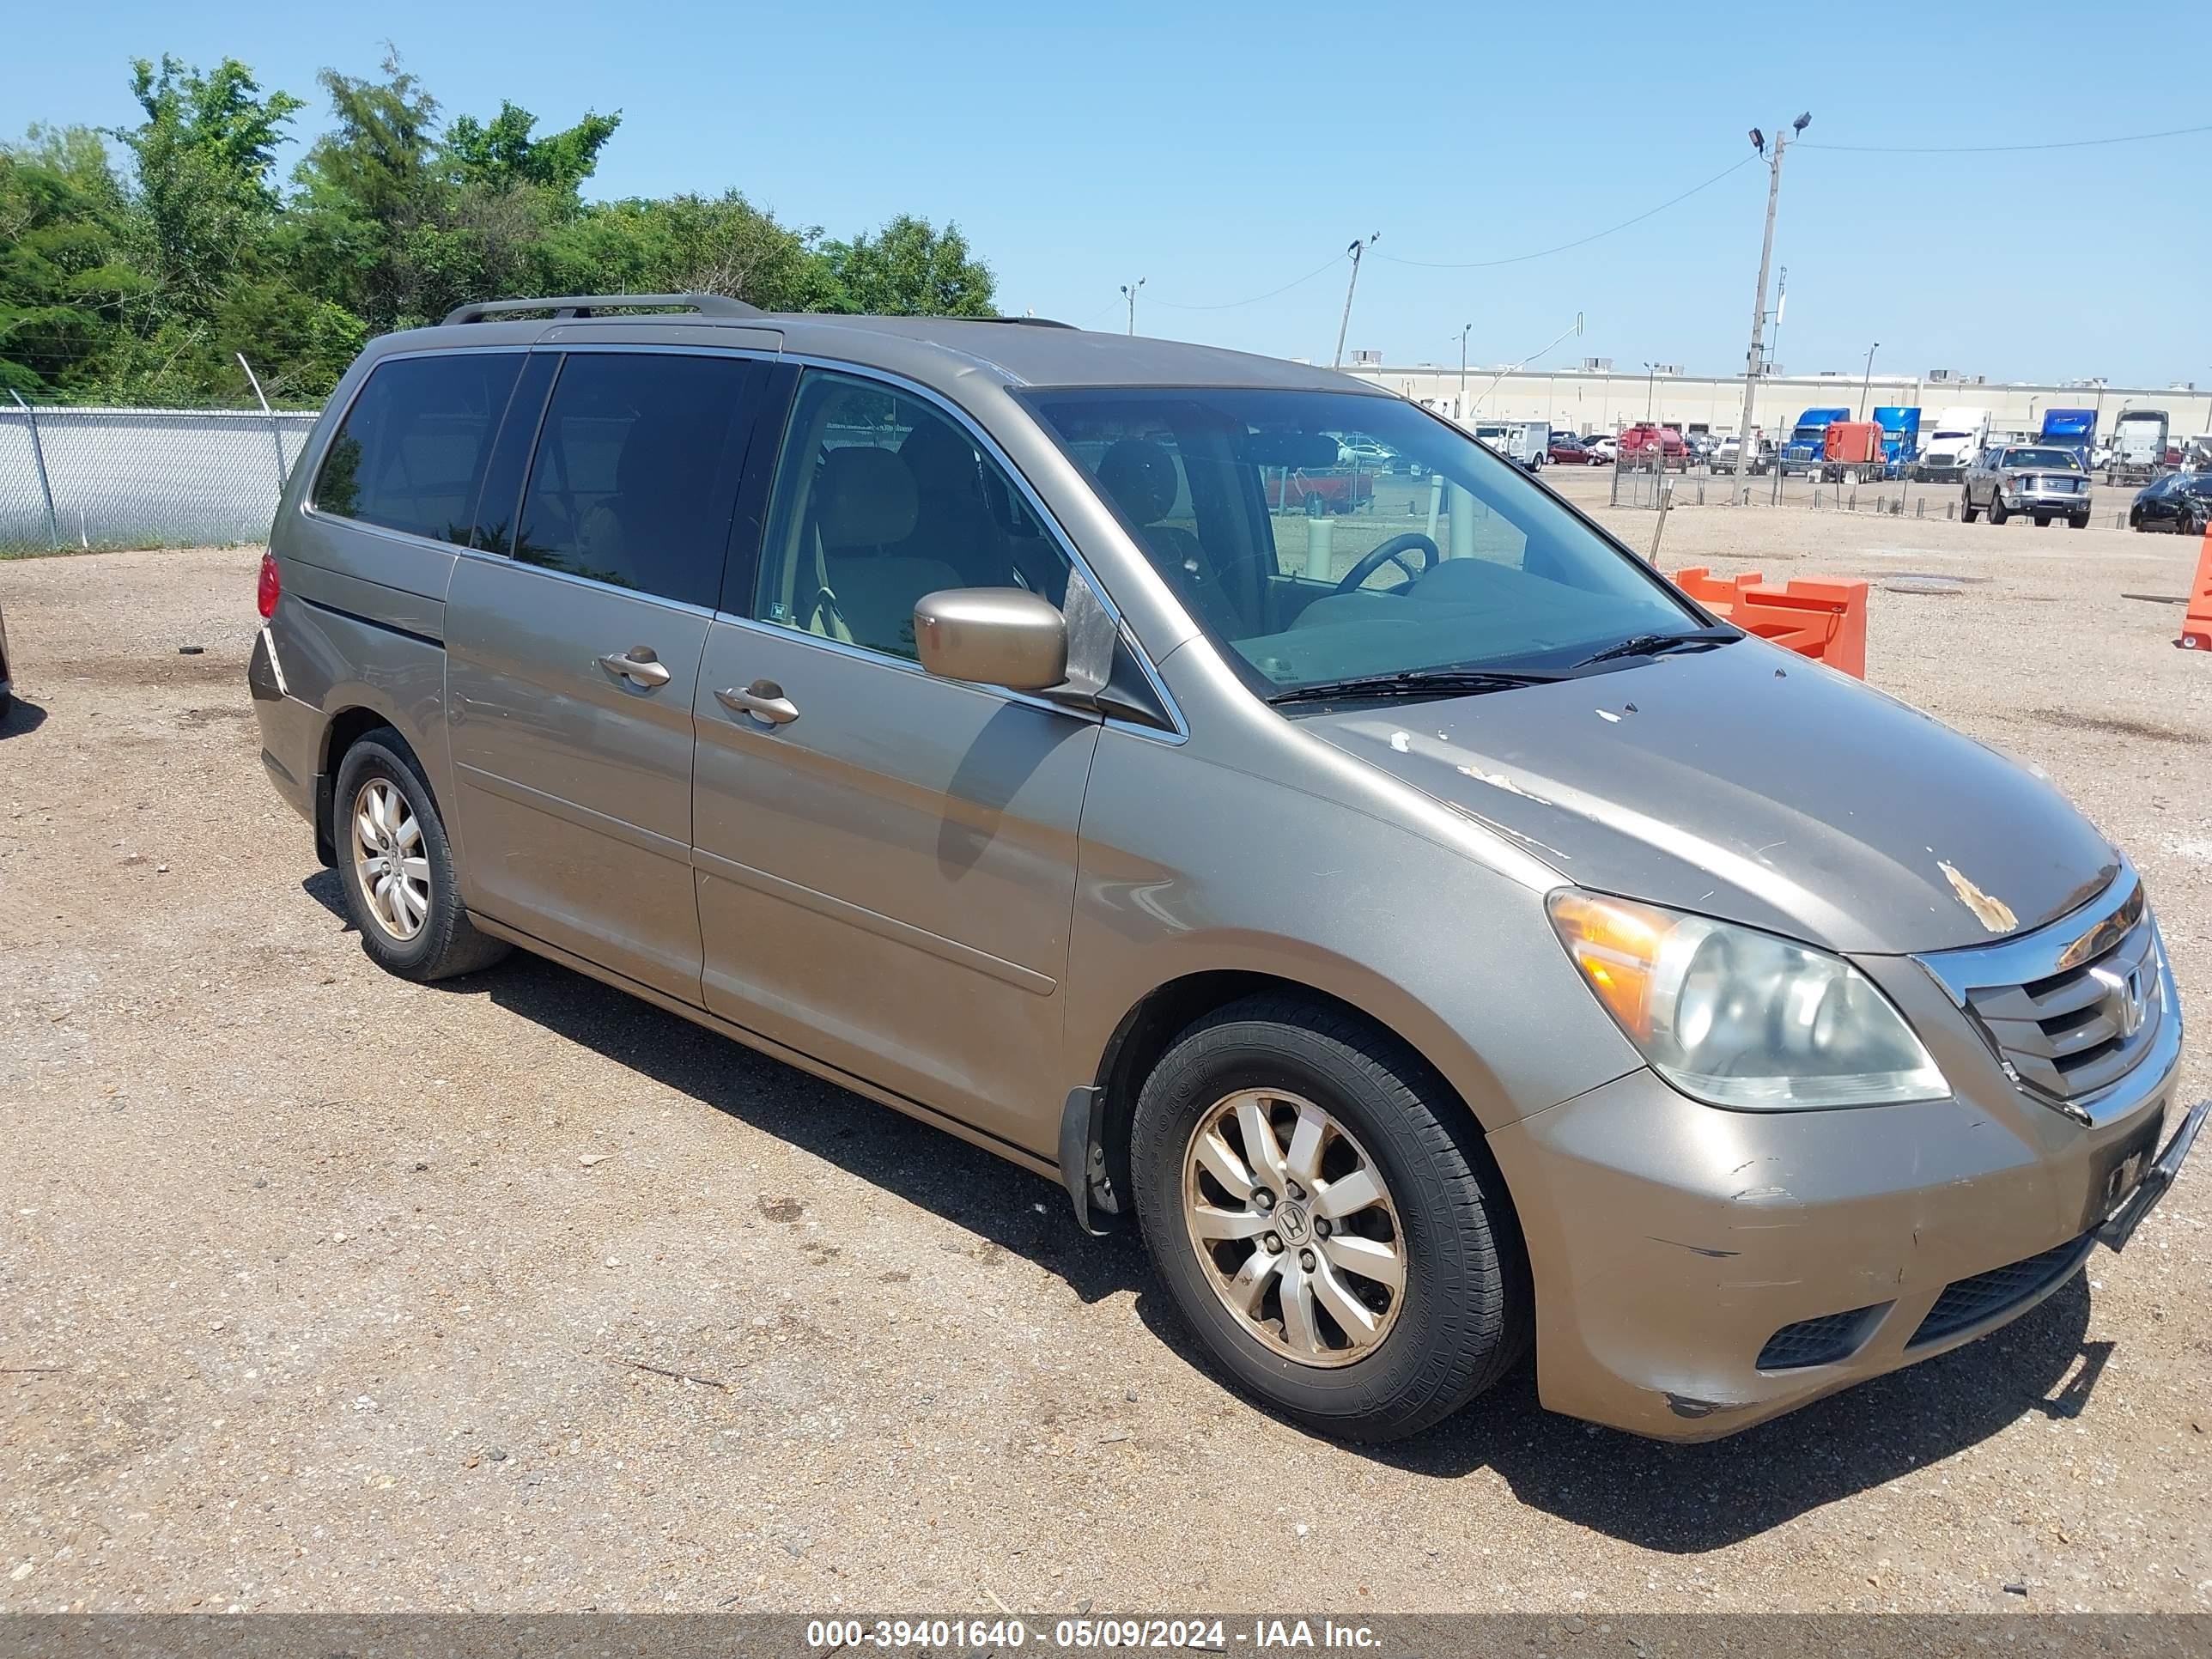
[445,101,621,202]
[820,216,994,316]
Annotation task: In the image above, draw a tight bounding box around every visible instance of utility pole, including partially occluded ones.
[1644,362,1659,420]
[1858,341,1880,419]
[1455,322,1472,418]
[1331,234,1380,370]
[1120,277,1146,336]
[1735,114,1808,472]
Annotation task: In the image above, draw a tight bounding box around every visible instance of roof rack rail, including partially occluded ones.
[441,293,764,325]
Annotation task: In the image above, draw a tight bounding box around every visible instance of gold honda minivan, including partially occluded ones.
[249,294,2201,1442]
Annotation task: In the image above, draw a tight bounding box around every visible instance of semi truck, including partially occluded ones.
[2109,409,2170,485]
[1782,405,1850,476]
[1913,406,1993,481]
[2038,407,2098,468]
[1873,406,1921,478]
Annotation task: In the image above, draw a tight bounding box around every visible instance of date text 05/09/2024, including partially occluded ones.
[804,1616,1382,1651]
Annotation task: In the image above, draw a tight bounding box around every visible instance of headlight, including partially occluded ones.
[1547,890,1948,1109]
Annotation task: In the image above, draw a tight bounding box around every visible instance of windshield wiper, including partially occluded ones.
[1569,627,1737,670]
[1266,667,1561,706]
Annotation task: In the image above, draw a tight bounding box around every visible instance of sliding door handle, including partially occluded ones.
[715,679,799,726]
[597,648,672,688]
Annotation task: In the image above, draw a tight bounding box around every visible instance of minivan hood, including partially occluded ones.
[1306,641,2117,954]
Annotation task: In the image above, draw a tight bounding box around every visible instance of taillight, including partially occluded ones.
[257,551,281,619]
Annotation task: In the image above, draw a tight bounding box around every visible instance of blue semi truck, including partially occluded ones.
[1873,406,1921,478]
[1782,405,1852,475]
[2038,407,2098,467]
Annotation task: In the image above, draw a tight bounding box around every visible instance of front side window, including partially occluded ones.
[753,371,1072,661]
[513,352,757,608]
[1024,386,1707,697]
[312,352,524,542]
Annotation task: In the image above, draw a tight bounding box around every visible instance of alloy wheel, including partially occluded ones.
[350,777,430,943]
[1181,1089,1407,1367]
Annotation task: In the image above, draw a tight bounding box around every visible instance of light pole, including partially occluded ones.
[1644,362,1660,420]
[1736,113,1809,473]
[1858,341,1880,419]
[1120,277,1146,337]
[1455,323,1472,419]
[1331,234,1380,370]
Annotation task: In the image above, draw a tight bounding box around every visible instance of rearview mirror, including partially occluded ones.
[913,587,1068,692]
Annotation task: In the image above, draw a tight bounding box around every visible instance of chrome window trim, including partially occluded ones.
[447,542,723,620]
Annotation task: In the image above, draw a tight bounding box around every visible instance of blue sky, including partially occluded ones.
[10,1,2207,387]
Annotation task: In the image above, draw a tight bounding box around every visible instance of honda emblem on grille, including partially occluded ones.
[2088,963,2149,1039]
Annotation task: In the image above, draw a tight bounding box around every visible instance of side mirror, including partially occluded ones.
[913,587,1068,692]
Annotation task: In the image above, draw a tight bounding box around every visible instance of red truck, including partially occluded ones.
[1820,420,1885,483]
[1619,423,1687,471]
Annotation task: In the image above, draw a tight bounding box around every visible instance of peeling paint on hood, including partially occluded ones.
[1305,640,2118,954]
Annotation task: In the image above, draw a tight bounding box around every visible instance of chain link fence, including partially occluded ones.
[1604,445,2141,527]
[1,398,324,556]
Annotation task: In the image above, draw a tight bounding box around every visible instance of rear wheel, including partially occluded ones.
[334,732,510,982]
[1130,995,1529,1443]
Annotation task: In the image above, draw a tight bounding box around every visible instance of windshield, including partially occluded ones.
[2002,447,2081,470]
[1021,386,1708,697]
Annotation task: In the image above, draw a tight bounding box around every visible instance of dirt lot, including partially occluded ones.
[2,505,2209,1617]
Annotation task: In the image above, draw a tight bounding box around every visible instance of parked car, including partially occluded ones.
[1547,434,1591,466]
[1584,434,1618,465]
[1962,444,2094,528]
[252,291,2199,1446]
[1336,437,1392,470]
[2128,471,2212,535]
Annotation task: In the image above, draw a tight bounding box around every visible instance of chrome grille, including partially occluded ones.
[1918,873,2167,1109]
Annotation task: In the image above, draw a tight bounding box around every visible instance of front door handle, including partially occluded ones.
[715,679,799,726]
[597,647,672,689]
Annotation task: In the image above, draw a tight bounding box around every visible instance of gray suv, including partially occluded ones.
[250,294,2201,1443]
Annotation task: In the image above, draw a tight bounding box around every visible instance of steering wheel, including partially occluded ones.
[1334,532,1439,595]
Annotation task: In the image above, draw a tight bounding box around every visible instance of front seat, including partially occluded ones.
[813,447,964,659]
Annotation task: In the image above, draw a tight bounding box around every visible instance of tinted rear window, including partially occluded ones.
[514,352,757,608]
[312,353,524,542]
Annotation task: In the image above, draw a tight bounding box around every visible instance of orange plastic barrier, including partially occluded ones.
[2180,526,2212,652]
[1670,567,1869,678]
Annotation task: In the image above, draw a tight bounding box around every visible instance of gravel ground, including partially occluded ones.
[1,508,2208,1617]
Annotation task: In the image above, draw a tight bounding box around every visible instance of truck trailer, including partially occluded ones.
[2109,410,2171,485]
[1820,421,1886,483]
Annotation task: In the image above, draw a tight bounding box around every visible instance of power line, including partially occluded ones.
[1150,250,1347,312]
[1378,154,1757,271]
[1800,120,2212,155]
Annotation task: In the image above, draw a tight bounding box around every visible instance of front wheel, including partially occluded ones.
[2069,514,2089,530]
[1989,494,2010,526]
[1130,996,1529,1443]
[334,732,511,981]
[1961,489,1980,523]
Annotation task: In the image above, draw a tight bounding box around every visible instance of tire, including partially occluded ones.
[332,731,510,981]
[1129,994,1530,1443]
[1960,489,1979,524]
[2184,509,2205,539]
[1989,493,2009,526]
[2069,514,2088,530]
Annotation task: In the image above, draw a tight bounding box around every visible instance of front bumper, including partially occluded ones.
[1490,985,2191,1441]
[2002,488,2092,514]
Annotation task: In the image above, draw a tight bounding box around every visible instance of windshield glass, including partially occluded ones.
[1021,386,1706,696]
[2003,447,2081,470]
